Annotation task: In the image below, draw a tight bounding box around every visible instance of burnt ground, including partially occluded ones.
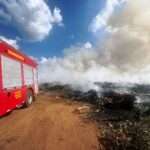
[39,83,150,150]
[0,92,99,150]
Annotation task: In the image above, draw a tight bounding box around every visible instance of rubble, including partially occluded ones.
[99,91,136,110]
[40,83,150,150]
[98,120,150,150]
[73,105,91,114]
[40,83,98,104]
[65,89,98,104]
[135,102,150,117]
[39,83,71,92]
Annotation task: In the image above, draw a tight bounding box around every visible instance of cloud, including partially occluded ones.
[38,43,98,91]
[38,0,150,90]
[90,0,125,33]
[38,41,150,91]
[53,7,63,26]
[89,0,150,71]
[84,42,92,49]
[101,0,150,71]
[0,36,19,49]
[0,0,63,41]
[0,9,11,21]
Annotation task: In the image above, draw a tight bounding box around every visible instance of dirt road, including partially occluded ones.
[0,92,99,150]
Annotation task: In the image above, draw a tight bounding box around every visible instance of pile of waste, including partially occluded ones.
[98,120,150,150]
[40,83,150,150]
[99,91,136,110]
[40,83,99,104]
[64,89,98,104]
[40,83,150,118]
[39,83,71,92]
[91,91,150,150]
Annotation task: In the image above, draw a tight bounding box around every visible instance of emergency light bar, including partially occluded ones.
[7,49,25,61]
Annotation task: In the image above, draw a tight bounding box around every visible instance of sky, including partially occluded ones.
[0,0,105,58]
[1,0,150,89]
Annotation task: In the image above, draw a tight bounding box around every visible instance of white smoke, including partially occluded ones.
[104,0,150,71]
[39,0,150,90]
[39,43,101,91]
[90,0,125,33]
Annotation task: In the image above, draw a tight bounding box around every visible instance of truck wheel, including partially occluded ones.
[24,90,34,107]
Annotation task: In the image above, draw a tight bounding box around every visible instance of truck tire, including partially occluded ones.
[24,90,34,108]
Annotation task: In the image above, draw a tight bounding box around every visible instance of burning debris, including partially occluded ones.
[40,83,99,104]
[98,120,150,150]
[96,91,140,122]
[40,83,150,150]
[39,83,150,115]
[64,89,98,105]
[99,91,136,110]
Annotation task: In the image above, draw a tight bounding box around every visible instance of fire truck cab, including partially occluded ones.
[0,41,38,116]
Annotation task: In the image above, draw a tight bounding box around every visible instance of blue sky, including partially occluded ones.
[0,0,105,58]
[2,0,149,85]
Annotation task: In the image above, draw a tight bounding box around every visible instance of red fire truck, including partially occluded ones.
[0,41,38,116]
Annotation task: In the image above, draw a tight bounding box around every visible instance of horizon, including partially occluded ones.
[1,0,150,87]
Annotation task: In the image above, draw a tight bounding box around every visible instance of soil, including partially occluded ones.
[0,92,99,150]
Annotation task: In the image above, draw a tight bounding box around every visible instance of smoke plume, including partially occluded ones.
[39,0,150,90]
